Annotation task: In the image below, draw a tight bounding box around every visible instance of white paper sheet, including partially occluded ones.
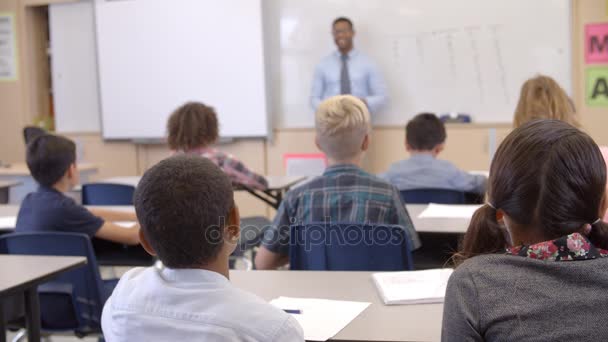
[418,203,482,219]
[0,216,16,229]
[372,269,453,305]
[270,297,370,341]
[469,170,490,178]
[114,221,136,228]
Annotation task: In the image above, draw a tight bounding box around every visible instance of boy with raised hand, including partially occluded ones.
[380,113,486,194]
[255,95,420,270]
[16,134,140,245]
[102,155,303,341]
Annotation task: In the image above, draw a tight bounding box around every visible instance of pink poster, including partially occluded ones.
[586,23,608,64]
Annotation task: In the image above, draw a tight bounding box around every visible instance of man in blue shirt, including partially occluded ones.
[310,17,388,114]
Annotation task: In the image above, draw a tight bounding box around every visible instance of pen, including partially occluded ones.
[283,309,302,314]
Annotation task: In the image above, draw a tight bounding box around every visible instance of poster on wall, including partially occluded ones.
[0,13,17,81]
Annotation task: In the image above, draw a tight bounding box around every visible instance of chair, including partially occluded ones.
[289,223,413,271]
[400,188,466,204]
[81,183,154,267]
[81,183,135,206]
[0,232,115,339]
[400,189,464,270]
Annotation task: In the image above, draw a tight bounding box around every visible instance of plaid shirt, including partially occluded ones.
[181,148,268,190]
[261,164,421,255]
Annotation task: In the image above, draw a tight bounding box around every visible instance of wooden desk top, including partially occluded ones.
[0,163,98,177]
[91,175,306,191]
[0,255,86,296]
[230,270,443,342]
[0,180,21,189]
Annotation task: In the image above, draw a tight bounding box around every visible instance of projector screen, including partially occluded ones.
[94,0,269,140]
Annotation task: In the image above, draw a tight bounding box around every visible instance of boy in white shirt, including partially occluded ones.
[101,155,304,342]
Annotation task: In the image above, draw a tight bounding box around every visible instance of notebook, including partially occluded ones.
[372,269,454,305]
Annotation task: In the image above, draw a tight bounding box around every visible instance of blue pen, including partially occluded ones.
[283,309,302,314]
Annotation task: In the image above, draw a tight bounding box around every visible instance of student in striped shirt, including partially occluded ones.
[255,95,420,270]
[167,102,268,190]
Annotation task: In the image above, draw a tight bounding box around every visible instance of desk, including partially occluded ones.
[0,181,20,205]
[0,205,472,234]
[0,163,98,204]
[231,270,443,342]
[406,205,470,234]
[0,255,86,342]
[89,175,306,209]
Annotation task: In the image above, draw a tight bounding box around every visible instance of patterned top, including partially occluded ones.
[506,232,608,261]
[261,164,421,255]
[180,148,268,190]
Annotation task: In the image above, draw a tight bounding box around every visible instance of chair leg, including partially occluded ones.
[10,329,25,342]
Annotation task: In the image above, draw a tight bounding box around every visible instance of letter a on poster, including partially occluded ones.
[0,13,17,81]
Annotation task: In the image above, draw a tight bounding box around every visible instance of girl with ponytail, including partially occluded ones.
[442,120,608,341]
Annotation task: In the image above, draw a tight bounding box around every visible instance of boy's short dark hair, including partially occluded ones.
[134,155,234,268]
[406,113,447,150]
[26,134,76,187]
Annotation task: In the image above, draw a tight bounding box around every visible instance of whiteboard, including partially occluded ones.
[94,0,269,139]
[271,0,571,127]
[49,1,101,133]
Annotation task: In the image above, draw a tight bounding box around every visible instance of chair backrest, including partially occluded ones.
[0,232,107,333]
[289,223,413,271]
[82,183,135,205]
[400,188,466,204]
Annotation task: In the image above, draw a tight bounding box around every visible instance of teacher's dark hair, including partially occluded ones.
[167,102,219,151]
[332,17,354,30]
[454,119,608,265]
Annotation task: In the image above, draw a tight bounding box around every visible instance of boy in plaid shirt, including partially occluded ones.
[255,95,420,269]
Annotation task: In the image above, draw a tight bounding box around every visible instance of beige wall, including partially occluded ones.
[0,0,602,217]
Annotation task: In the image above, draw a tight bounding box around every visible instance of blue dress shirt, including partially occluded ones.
[379,154,487,194]
[310,49,388,113]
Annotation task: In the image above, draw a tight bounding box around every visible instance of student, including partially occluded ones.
[167,101,268,190]
[512,74,608,222]
[101,155,304,341]
[379,113,486,194]
[16,134,140,245]
[442,120,608,341]
[255,95,420,270]
[513,74,578,127]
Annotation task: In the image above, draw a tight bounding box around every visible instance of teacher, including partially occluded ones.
[310,17,388,114]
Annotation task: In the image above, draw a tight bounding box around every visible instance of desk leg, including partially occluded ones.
[0,300,6,342]
[24,287,40,342]
[0,187,8,204]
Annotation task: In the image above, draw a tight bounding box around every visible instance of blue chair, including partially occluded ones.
[81,183,135,205]
[81,182,154,267]
[289,223,413,271]
[0,232,115,338]
[400,188,466,204]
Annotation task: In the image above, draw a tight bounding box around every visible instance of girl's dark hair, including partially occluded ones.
[454,119,608,265]
[167,102,219,151]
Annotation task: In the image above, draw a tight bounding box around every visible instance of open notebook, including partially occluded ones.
[372,269,454,305]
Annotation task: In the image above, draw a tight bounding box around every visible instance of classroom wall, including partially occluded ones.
[573,0,608,143]
[0,0,602,218]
